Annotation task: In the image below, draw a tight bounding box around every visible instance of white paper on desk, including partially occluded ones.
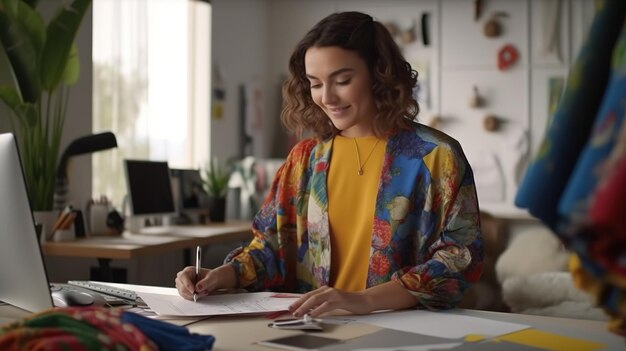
[137,291,299,317]
[325,310,529,339]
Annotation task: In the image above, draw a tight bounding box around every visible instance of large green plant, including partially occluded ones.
[0,0,91,211]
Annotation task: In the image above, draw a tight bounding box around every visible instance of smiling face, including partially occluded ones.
[304,46,378,138]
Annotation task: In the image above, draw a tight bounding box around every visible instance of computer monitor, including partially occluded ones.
[170,168,208,210]
[124,159,176,218]
[170,168,208,224]
[0,133,55,312]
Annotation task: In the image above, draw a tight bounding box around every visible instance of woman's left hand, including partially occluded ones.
[289,286,373,318]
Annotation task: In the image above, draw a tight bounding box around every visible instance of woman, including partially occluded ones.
[176,11,483,318]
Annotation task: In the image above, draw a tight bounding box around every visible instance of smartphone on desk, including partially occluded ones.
[257,334,341,351]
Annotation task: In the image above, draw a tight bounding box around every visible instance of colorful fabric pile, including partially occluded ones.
[0,307,214,351]
[515,0,626,336]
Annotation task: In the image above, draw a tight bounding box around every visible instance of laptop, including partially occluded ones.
[0,133,106,312]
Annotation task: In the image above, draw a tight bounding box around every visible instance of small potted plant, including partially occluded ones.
[201,158,230,222]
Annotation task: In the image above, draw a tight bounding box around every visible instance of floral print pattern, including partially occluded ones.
[227,122,483,309]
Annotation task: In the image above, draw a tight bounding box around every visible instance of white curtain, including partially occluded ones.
[93,0,191,208]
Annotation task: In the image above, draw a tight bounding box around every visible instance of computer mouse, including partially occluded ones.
[51,289,95,307]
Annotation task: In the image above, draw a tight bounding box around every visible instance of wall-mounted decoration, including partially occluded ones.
[483,12,508,38]
[483,115,501,132]
[383,22,399,37]
[400,21,417,45]
[497,44,519,71]
[212,63,226,120]
[474,0,483,21]
[383,15,434,49]
[469,85,486,108]
[421,13,431,46]
[427,115,443,129]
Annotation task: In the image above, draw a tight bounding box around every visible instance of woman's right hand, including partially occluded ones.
[175,264,237,300]
[175,266,210,300]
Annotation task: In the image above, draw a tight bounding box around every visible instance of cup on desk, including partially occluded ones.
[86,202,113,236]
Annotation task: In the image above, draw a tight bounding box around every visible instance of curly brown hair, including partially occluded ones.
[281,11,419,139]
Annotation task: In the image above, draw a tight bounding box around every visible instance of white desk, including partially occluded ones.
[1,284,624,350]
[183,310,624,351]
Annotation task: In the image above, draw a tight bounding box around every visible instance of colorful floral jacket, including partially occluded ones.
[227,122,483,309]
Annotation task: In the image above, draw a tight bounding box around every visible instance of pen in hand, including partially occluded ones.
[194,245,201,302]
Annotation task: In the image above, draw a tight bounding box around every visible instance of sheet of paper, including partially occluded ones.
[137,291,299,316]
[493,329,606,351]
[320,328,464,351]
[325,310,529,340]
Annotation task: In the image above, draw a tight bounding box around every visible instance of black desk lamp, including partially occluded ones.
[53,132,118,211]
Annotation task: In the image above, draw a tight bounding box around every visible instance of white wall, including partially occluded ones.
[209,0,598,248]
[216,0,594,221]
[210,0,271,161]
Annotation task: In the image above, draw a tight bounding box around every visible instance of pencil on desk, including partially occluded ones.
[49,212,72,240]
[48,212,77,241]
[50,206,74,233]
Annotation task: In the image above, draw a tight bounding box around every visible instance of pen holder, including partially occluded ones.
[52,227,75,242]
[85,201,124,236]
[87,203,111,236]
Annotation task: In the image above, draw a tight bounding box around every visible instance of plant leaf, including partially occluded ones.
[14,0,45,53]
[0,86,38,127]
[61,42,79,85]
[23,0,39,9]
[40,0,91,90]
[0,85,22,111]
[0,0,45,102]
[202,158,230,198]
[16,101,37,126]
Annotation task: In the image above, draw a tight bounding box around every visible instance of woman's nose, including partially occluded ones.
[322,86,338,104]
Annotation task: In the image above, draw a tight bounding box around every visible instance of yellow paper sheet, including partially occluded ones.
[493,329,607,351]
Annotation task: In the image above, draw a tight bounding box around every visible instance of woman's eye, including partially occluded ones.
[337,79,351,85]
[309,82,321,89]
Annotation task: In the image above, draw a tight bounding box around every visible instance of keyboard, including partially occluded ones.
[67,281,137,301]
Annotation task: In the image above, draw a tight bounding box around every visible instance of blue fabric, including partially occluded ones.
[558,23,626,230]
[514,0,626,230]
[122,311,215,351]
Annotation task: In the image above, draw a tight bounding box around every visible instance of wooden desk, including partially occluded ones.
[40,221,252,281]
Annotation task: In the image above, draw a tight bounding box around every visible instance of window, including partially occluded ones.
[92,0,211,208]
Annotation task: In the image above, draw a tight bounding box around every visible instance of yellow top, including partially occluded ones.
[327,135,387,291]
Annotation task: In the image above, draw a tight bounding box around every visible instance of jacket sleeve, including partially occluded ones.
[392,143,483,309]
[224,139,317,291]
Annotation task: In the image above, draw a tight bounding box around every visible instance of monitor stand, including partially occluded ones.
[126,215,173,234]
[175,210,206,225]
